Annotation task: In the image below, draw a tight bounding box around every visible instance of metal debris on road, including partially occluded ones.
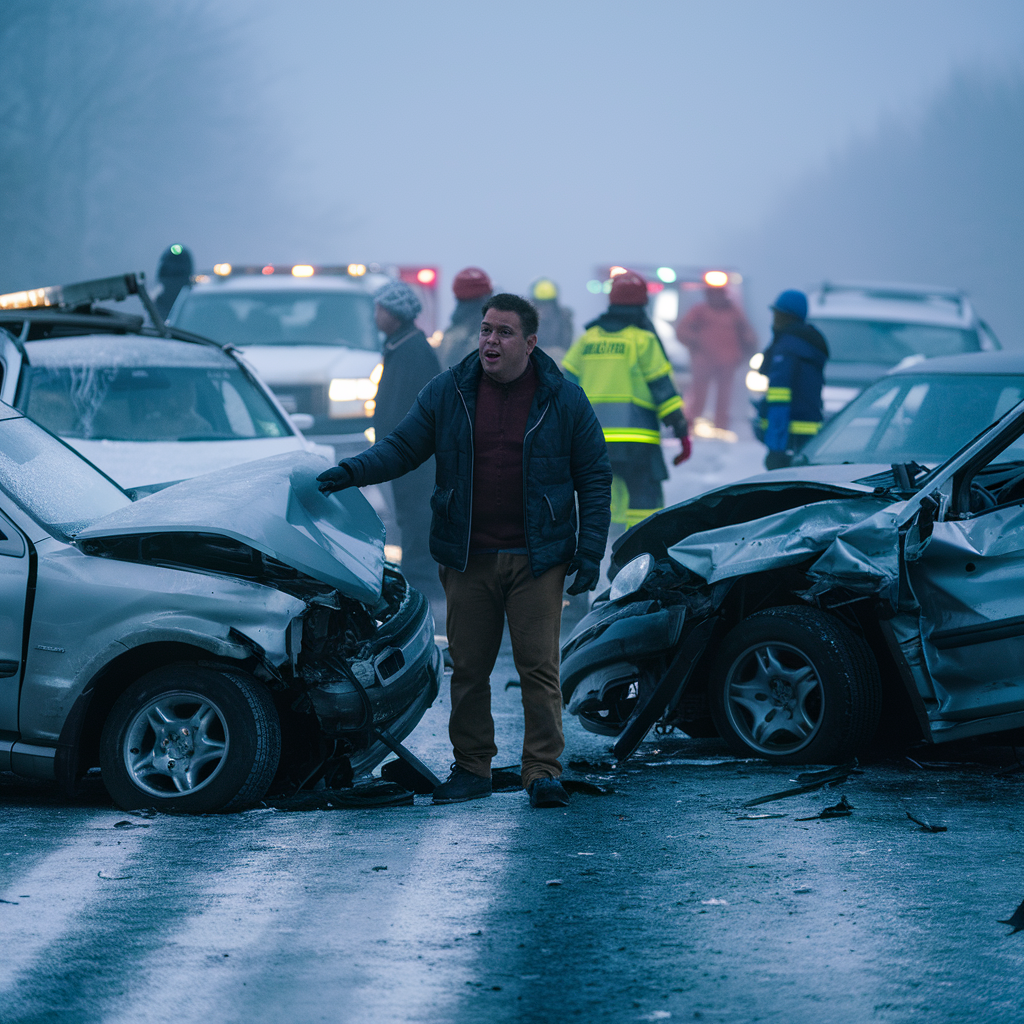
[97,871,130,880]
[744,761,860,807]
[735,813,786,820]
[264,781,414,810]
[998,898,1024,934]
[113,820,149,829]
[906,811,947,832]
[796,795,854,820]
[546,879,563,887]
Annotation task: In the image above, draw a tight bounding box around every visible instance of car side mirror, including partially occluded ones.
[904,492,940,561]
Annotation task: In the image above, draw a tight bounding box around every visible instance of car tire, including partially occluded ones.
[709,605,880,765]
[99,664,281,813]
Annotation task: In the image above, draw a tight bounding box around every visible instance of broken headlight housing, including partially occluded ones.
[609,552,653,602]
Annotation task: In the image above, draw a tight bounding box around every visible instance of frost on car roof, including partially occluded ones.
[25,336,234,369]
[78,450,385,603]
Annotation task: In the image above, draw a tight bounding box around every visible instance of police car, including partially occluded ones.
[169,263,439,451]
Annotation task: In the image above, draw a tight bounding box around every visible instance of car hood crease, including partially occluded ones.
[77,451,385,603]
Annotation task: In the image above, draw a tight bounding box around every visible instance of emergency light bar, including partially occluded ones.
[198,264,440,287]
[0,272,142,311]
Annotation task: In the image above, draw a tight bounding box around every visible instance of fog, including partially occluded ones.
[2,0,1022,342]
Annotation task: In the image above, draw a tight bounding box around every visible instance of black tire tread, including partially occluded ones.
[216,670,281,812]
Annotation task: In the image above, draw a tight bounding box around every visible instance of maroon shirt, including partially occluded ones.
[470,361,538,551]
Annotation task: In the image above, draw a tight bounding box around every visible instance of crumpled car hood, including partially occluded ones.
[77,451,385,604]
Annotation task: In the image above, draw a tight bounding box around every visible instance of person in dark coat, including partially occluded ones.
[154,244,193,319]
[438,267,492,367]
[371,280,443,606]
[757,289,829,469]
[317,293,611,809]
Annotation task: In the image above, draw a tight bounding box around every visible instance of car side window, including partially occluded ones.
[952,411,1024,518]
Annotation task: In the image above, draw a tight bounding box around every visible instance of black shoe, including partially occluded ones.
[528,777,570,808]
[432,764,492,804]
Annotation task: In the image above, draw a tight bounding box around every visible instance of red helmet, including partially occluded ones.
[608,270,648,306]
[452,267,492,301]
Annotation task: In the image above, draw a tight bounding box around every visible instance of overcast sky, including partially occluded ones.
[238,0,1023,317]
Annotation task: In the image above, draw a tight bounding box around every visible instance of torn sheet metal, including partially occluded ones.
[667,496,892,584]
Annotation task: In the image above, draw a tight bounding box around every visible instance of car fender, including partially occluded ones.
[20,546,304,743]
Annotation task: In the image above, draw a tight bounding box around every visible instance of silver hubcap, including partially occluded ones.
[123,691,229,797]
[723,642,823,754]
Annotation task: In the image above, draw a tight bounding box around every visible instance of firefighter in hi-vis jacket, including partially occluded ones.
[562,270,691,531]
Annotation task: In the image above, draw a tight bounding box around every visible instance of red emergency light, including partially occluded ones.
[399,266,439,289]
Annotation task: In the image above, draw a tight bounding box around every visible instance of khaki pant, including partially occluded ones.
[440,554,568,789]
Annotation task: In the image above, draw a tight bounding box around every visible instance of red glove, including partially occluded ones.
[673,430,692,465]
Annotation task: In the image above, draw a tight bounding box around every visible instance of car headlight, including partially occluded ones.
[609,553,653,602]
[329,377,378,402]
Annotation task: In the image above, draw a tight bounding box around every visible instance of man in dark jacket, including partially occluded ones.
[757,289,829,469]
[317,293,611,809]
[154,244,193,319]
[371,280,443,607]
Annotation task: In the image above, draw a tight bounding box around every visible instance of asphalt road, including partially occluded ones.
[2,644,1023,1024]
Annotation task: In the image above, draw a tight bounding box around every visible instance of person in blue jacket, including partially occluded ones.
[757,290,829,469]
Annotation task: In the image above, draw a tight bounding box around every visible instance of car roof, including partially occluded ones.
[186,275,380,295]
[889,350,1024,376]
[808,281,974,328]
[24,335,239,369]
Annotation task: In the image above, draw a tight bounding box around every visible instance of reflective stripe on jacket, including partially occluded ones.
[562,324,682,446]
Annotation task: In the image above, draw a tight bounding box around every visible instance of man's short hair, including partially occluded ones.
[482,292,539,338]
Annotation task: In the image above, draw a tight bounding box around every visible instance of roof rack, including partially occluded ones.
[818,280,965,308]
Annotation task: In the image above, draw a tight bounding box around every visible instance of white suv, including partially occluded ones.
[170,265,389,450]
[748,281,1001,417]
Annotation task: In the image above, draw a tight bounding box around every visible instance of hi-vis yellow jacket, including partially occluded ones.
[562,324,683,445]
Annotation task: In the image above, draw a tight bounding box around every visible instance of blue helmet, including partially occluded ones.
[771,289,808,321]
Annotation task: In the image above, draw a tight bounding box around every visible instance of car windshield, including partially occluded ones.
[176,291,379,350]
[24,365,290,442]
[801,373,1024,466]
[0,416,131,536]
[810,318,980,365]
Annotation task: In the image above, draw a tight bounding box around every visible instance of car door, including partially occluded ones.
[907,421,1024,723]
[0,503,29,736]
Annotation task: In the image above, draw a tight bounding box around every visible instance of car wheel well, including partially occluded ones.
[71,643,259,783]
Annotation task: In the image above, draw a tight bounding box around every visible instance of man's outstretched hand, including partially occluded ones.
[317,464,354,494]
[566,555,600,596]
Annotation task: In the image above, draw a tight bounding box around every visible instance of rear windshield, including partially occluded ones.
[24,365,290,442]
[176,290,379,350]
[0,417,131,537]
[810,318,980,365]
[802,373,1024,466]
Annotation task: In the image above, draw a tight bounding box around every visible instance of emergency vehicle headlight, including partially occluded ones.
[347,264,367,277]
[704,270,728,288]
[656,267,677,284]
[416,268,436,285]
[746,371,769,393]
[609,553,653,602]
[329,377,378,402]
[213,264,232,276]
[291,265,315,277]
[749,353,763,370]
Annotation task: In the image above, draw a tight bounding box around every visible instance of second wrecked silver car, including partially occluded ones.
[562,401,1024,764]
[0,404,441,811]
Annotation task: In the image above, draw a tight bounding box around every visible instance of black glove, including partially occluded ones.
[317,463,355,494]
[764,450,791,471]
[566,556,600,596]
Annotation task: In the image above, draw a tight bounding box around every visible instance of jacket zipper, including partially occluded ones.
[454,372,474,571]
[522,401,550,566]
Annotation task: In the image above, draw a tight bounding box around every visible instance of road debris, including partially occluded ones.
[567,759,614,772]
[735,813,786,820]
[546,879,563,887]
[113,820,149,829]
[744,761,860,807]
[504,679,521,690]
[97,871,130,880]
[906,811,947,832]
[796,795,855,820]
[264,781,414,811]
[998,898,1024,935]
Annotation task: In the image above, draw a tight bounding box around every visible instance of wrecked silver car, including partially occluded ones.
[0,404,441,811]
[562,400,1024,764]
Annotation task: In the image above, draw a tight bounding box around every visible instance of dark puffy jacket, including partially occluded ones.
[374,324,441,439]
[341,347,611,576]
[757,322,829,451]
